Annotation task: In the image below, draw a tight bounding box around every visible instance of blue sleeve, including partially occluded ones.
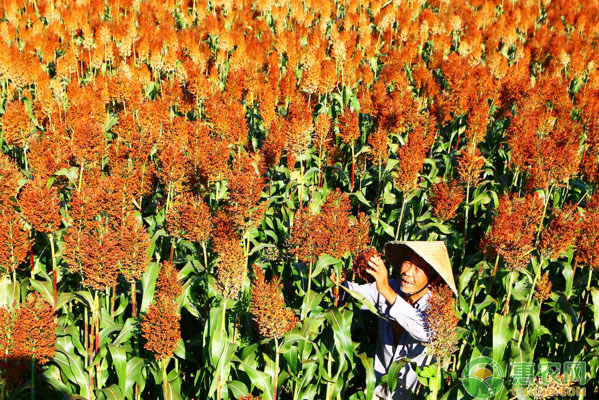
[341,281,380,311]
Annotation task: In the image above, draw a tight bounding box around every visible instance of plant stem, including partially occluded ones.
[202,241,208,272]
[326,350,332,400]
[111,284,116,317]
[302,263,313,319]
[216,297,227,400]
[49,233,57,307]
[536,185,553,245]
[350,144,355,192]
[488,255,501,296]
[461,183,471,266]
[376,162,382,226]
[273,337,280,400]
[574,270,593,341]
[131,281,137,319]
[455,260,487,372]
[162,358,169,400]
[78,162,84,191]
[503,271,515,316]
[432,363,441,400]
[516,256,544,345]
[394,194,407,240]
[169,238,174,264]
[30,356,35,400]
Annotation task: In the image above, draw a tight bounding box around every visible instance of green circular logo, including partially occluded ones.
[461,357,505,399]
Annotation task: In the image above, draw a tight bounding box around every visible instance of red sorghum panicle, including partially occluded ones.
[289,189,370,263]
[117,212,151,282]
[429,180,465,222]
[70,117,107,167]
[0,153,22,208]
[2,100,34,147]
[63,220,121,291]
[156,261,183,302]
[394,124,433,194]
[534,273,552,303]
[457,146,486,186]
[214,235,246,300]
[141,297,181,361]
[165,191,212,244]
[250,266,298,339]
[19,176,62,234]
[424,284,459,366]
[227,152,268,232]
[368,126,390,166]
[0,304,27,390]
[12,292,57,364]
[539,203,581,259]
[353,247,381,283]
[337,107,360,146]
[0,208,32,274]
[481,192,544,272]
[576,196,599,270]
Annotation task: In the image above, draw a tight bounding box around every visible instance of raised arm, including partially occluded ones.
[329,270,379,310]
[365,255,430,342]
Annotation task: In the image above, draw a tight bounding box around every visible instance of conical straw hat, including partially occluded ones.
[383,241,457,296]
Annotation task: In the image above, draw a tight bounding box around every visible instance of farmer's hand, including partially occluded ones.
[367,255,398,305]
[329,269,346,286]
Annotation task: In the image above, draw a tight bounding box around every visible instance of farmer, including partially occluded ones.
[330,241,458,400]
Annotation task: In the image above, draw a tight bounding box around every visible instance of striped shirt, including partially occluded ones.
[342,279,433,399]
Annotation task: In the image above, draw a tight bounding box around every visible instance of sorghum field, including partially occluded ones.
[0,0,598,399]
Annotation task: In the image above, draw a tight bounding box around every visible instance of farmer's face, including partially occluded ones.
[399,253,432,294]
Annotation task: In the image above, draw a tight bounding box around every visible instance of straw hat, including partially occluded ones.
[383,241,457,296]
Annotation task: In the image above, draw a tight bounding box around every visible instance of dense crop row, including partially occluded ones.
[0,0,598,399]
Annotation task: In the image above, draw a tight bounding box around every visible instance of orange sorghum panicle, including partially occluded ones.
[429,180,465,222]
[0,208,32,275]
[18,176,62,234]
[2,100,34,147]
[534,273,552,303]
[141,297,181,361]
[424,284,459,366]
[0,153,22,208]
[481,192,544,272]
[353,247,381,283]
[250,266,298,339]
[156,261,183,302]
[12,292,57,365]
[117,212,151,283]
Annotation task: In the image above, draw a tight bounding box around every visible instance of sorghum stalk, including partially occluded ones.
[302,262,313,319]
[216,298,227,400]
[503,271,516,316]
[394,195,407,240]
[516,256,545,345]
[273,337,280,400]
[201,241,208,272]
[350,144,355,192]
[131,282,137,318]
[535,185,553,244]
[49,233,57,307]
[431,363,441,400]
[461,182,471,265]
[162,358,169,400]
[376,162,382,226]
[31,356,35,400]
[574,270,593,341]
[78,162,84,192]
